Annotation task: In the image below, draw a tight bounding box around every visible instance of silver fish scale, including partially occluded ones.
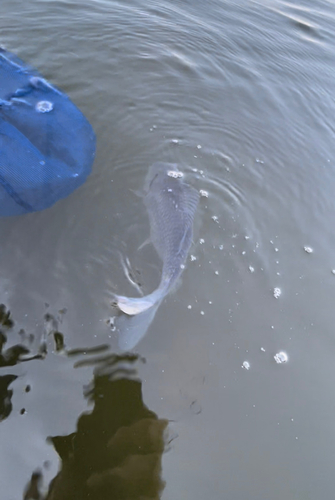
[144,162,199,281]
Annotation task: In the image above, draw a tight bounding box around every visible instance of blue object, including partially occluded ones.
[0,48,96,216]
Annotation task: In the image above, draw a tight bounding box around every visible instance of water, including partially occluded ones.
[1,0,335,498]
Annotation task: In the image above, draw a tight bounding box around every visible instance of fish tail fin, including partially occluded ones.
[114,278,170,316]
[114,288,163,315]
[114,295,153,315]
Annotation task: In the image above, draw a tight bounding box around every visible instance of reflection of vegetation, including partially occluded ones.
[0,304,41,423]
[44,355,168,500]
[0,374,17,422]
[0,308,168,499]
[23,470,43,500]
[0,304,46,368]
[17,321,169,500]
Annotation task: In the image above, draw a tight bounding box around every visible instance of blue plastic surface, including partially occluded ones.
[0,48,96,216]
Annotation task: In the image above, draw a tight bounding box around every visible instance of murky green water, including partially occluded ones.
[1,0,335,498]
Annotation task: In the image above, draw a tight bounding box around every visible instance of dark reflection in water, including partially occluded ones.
[0,373,17,422]
[19,315,168,500]
[0,306,169,499]
[0,304,45,424]
[24,470,43,500]
[0,303,46,368]
[45,359,167,499]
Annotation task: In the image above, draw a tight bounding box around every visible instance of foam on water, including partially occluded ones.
[274,351,289,364]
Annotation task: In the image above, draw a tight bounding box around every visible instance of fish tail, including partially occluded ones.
[114,288,163,316]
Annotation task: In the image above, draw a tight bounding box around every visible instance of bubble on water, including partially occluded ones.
[36,100,53,113]
[211,216,219,223]
[168,170,183,178]
[108,316,116,332]
[332,269,335,275]
[275,248,279,252]
[249,266,255,273]
[219,244,224,250]
[187,305,192,310]
[180,264,185,270]
[242,361,250,370]
[199,238,205,244]
[274,351,288,364]
[171,138,179,144]
[304,246,313,254]
[199,189,209,198]
[190,255,197,261]
[197,144,202,149]
[214,270,219,275]
[200,311,205,315]
[260,347,266,352]
[242,251,246,255]
[273,287,282,299]
[244,235,250,240]
[209,301,212,305]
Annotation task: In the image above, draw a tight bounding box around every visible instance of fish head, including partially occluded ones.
[144,162,181,192]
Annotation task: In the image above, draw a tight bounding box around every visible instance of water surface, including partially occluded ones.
[1,0,335,498]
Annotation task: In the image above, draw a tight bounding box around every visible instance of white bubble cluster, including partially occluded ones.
[108,316,116,332]
[35,100,53,113]
[274,351,288,364]
[304,246,313,254]
[273,287,282,299]
[242,361,250,370]
[168,170,183,178]
[199,189,209,198]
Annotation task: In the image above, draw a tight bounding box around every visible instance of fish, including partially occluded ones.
[114,162,199,316]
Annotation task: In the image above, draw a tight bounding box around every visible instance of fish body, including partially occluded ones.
[115,162,199,315]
